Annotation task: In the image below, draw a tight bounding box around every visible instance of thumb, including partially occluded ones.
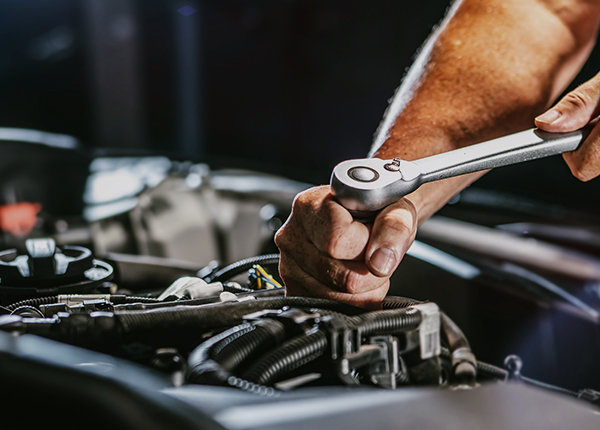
[365,198,417,277]
[535,72,600,132]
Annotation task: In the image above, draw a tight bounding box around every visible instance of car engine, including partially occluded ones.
[2,145,600,430]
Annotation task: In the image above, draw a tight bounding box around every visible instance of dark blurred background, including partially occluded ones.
[1,0,600,208]
[0,0,458,183]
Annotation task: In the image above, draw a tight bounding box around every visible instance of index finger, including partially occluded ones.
[295,186,371,261]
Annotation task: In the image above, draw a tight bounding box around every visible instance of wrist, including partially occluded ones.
[403,171,487,227]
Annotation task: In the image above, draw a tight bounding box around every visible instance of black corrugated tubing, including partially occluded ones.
[353,307,422,335]
[187,319,287,390]
[186,323,255,385]
[240,306,423,386]
[6,296,59,312]
[209,319,287,372]
[381,297,419,309]
[242,330,328,386]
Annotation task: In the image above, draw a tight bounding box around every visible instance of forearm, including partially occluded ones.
[276,0,600,308]
[371,0,600,221]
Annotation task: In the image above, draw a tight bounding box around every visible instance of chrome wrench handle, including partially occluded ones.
[331,127,589,214]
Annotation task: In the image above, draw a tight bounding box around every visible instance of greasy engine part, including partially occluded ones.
[0,237,113,306]
[1,287,597,404]
[185,303,432,391]
[0,246,598,418]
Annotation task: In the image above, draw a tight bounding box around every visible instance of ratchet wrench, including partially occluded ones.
[331,127,590,215]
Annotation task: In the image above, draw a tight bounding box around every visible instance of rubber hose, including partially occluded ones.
[440,312,477,385]
[206,254,280,283]
[242,330,328,386]
[441,313,470,350]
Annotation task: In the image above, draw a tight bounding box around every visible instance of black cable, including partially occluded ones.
[521,376,578,397]
[205,254,280,283]
[442,348,502,381]
[5,295,161,312]
[125,296,162,303]
[441,348,579,397]
[114,289,286,311]
[474,359,508,380]
[222,282,254,294]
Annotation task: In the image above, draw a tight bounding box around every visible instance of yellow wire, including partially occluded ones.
[256,265,282,289]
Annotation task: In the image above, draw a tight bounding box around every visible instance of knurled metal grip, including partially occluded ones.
[331,127,589,213]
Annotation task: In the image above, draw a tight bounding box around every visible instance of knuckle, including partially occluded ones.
[277,260,291,281]
[291,188,317,213]
[291,193,307,212]
[277,256,297,286]
[293,185,327,210]
[325,233,343,258]
[572,166,593,182]
[343,270,366,294]
[380,211,415,236]
[274,232,284,250]
[274,224,290,249]
[565,152,598,182]
[562,90,595,113]
[327,262,359,293]
[324,227,356,259]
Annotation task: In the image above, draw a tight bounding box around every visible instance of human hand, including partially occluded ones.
[535,72,600,181]
[275,185,417,309]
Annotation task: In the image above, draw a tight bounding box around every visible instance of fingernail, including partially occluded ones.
[536,110,561,124]
[370,248,396,276]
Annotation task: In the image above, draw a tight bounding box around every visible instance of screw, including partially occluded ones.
[384,157,402,172]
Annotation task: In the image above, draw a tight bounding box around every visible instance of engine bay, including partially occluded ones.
[2,151,600,430]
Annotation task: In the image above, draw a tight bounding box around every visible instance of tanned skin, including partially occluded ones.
[275,0,600,309]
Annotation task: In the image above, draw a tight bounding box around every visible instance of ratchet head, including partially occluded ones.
[330,157,423,215]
